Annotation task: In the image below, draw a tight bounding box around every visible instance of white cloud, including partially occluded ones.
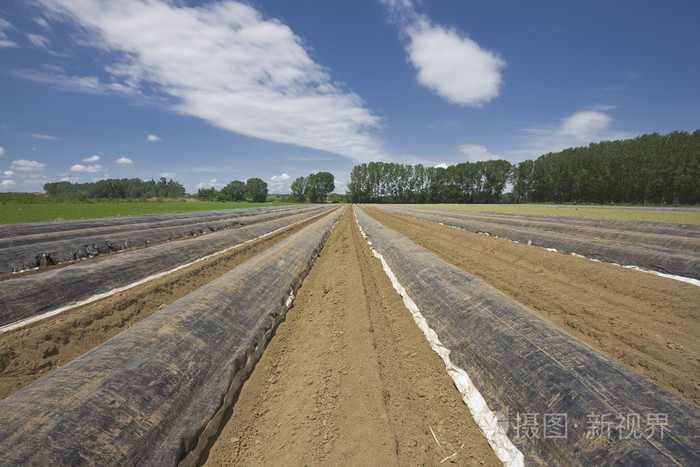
[34,0,385,163]
[434,163,449,169]
[10,159,46,171]
[0,146,4,158]
[458,144,500,162]
[82,154,101,162]
[35,17,51,29]
[70,163,104,173]
[146,134,161,142]
[196,179,224,190]
[160,172,177,178]
[3,171,15,176]
[31,133,58,140]
[268,172,291,193]
[381,1,504,107]
[116,157,133,166]
[1,179,17,189]
[511,108,632,160]
[13,68,124,95]
[0,18,18,48]
[28,33,50,48]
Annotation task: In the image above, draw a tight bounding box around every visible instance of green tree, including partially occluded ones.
[220,180,246,201]
[245,177,268,202]
[305,172,335,203]
[290,176,307,202]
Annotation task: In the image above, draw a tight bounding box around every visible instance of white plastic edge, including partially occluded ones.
[0,213,324,334]
[354,210,524,467]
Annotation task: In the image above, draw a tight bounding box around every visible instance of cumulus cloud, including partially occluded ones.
[1,179,17,189]
[3,171,15,176]
[70,163,104,173]
[196,179,224,189]
[511,108,631,160]
[82,154,101,162]
[268,172,291,192]
[381,0,504,107]
[33,0,385,163]
[116,157,133,166]
[11,159,46,171]
[146,134,161,142]
[0,18,17,48]
[458,144,500,162]
[434,163,449,169]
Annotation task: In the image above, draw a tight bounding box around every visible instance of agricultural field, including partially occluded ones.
[0,199,302,225]
[0,204,698,465]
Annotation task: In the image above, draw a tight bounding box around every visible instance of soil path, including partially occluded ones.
[363,206,700,406]
[0,212,329,399]
[203,207,500,466]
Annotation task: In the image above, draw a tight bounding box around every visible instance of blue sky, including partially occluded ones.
[1,0,698,194]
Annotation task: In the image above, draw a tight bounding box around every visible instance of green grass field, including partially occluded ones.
[413,204,700,224]
[0,200,303,224]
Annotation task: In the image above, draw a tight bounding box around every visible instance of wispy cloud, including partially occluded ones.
[0,18,18,48]
[82,154,100,162]
[0,146,5,158]
[70,163,104,173]
[13,67,132,96]
[31,133,58,140]
[32,0,385,163]
[28,33,50,48]
[510,107,632,160]
[116,157,132,166]
[380,0,504,107]
[146,134,161,142]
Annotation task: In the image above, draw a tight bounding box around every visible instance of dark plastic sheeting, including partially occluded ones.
[0,206,334,328]
[0,205,322,273]
[0,207,343,466]
[388,205,700,253]
[377,205,700,280]
[0,205,301,237]
[355,206,700,465]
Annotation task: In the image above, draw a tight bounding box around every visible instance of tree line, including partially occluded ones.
[290,172,335,202]
[512,130,700,204]
[347,160,511,204]
[195,178,268,202]
[44,177,185,200]
[348,130,699,205]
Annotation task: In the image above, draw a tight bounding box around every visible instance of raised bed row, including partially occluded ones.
[391,206,700,251]
[0,207,344,465]
[0,205,335,329]
[377,205,700,280]
[0,205,322,273]
[354,206,699,465]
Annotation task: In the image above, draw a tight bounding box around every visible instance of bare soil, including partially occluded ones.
[202,207,500,466]
[0,213,325,399]
[363,206,700,406]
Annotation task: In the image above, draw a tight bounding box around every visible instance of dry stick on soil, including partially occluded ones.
[429,426,442,448]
